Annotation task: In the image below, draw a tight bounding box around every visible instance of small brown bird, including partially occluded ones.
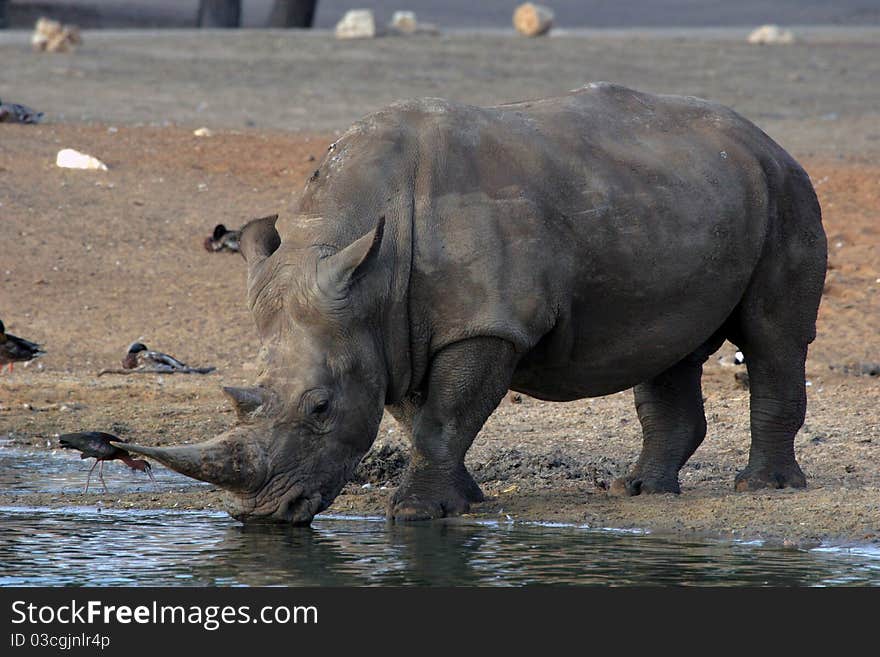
[0,319,45,372]
[59,431,155,493]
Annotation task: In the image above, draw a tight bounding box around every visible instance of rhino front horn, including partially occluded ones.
[113,436,265,493]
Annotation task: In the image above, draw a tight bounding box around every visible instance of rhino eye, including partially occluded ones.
[301,389,332,421]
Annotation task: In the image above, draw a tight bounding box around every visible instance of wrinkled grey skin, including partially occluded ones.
[123,83,826,524]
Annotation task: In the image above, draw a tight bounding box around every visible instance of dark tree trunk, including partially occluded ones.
[269,0,318,28]
[198,0,241,28]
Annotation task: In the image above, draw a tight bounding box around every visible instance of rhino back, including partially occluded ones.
[400,85,790,397]
[287,85,804,399]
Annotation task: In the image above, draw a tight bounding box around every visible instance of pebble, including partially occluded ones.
[335,10,376,40]
[747,24,795,45]
[56,148,108,171]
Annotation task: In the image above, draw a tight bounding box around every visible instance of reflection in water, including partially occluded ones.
[1,507,878,586]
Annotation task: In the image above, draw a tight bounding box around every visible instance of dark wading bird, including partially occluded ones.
[0,319,45,372]
[59,432,155,493]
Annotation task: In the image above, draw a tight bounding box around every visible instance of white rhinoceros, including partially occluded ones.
[121,83,827,524]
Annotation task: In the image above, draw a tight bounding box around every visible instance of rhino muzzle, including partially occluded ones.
[229,482,327,525]
[116,437,335,525]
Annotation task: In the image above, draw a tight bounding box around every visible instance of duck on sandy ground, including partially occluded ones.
[203,223,241,252]
[108,341,215,376]
[0,319,45,372]
[123,342,192,371]
[0,99,44,124]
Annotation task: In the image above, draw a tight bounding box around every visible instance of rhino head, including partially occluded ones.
[122,214,394,524]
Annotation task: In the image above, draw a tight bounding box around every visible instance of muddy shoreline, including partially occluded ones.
[2,365,878,549]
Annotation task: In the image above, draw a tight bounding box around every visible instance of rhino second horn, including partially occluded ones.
[223,386,266,419]
[114,437,264,493]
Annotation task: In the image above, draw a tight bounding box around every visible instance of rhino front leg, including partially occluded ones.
[388,337,518,521]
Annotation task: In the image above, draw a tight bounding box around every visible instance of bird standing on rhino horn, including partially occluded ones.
[59,431,155,493]
[0,319,45,372]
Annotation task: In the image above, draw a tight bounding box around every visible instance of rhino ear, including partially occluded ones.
[239,214,281,264]
[223,386,266,420]
[318,216,385,295]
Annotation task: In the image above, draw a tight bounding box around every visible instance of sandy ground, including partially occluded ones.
[2,29,880,154]
[0,32,878,547]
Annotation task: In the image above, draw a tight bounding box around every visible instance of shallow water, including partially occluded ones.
[1,445,878,586]
[1,506,879,586]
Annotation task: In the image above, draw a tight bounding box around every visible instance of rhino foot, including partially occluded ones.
[388,495,468,522]
[609,472,681,497]
[734,462,806,492]
[388,466,484,521]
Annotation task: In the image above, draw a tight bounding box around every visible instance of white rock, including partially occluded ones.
[390,11,418,33]
[388,11,439,36]
[335,9,376,40]
[56,148,108,171]
[193,127,213,137]
[747,24,795,45]
[31,17,58,50]
[31,16,81,53]
[513,3,554,37]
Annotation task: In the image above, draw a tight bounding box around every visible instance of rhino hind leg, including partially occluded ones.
[731,173,825,492]
[731,282,816,492]
[731,302,814,492]
[733,345,808,491]
[388,337,518,521]
[611,339,721,497]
